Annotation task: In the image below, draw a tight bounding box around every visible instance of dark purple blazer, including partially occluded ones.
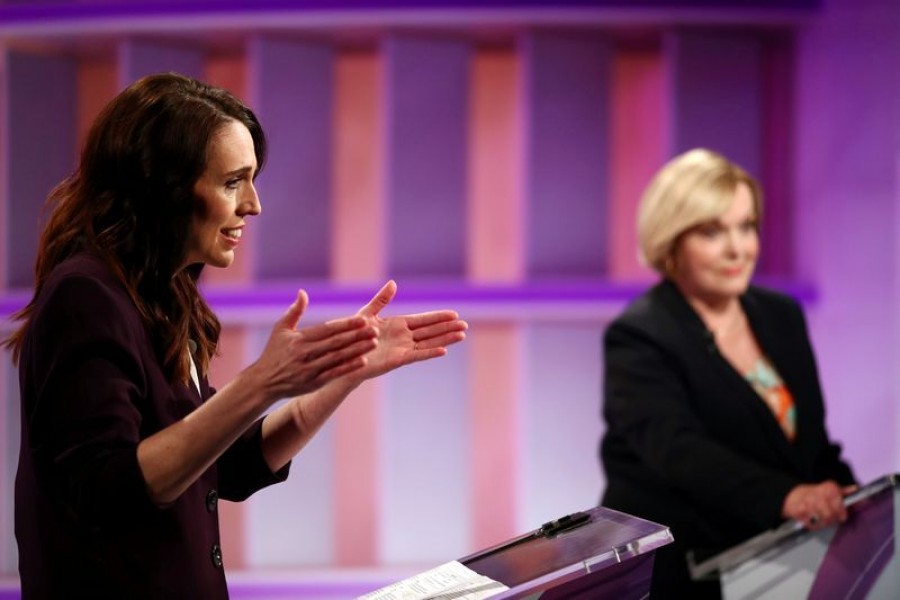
[600,280,855,596]
[15,253,289,599]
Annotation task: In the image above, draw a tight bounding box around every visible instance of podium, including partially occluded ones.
[689,473,899,599]
[458,506,672,599]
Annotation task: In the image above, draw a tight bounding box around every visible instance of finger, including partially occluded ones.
[307,337,378,376]
[405,310,461,329]
[412,331,467,352]
[411,320,468,343]
[358,280,397,317]
[828,491,848,522]
[313,355,369,385]
[407,346,448,363]
[300,315,370,342]
[301,325,378,361]
[277,290,309,331]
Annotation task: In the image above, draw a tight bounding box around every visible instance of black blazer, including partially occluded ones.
[600,280,855,557]
[15,252,289,599]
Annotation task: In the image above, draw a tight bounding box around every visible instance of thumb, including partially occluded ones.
[277,289,308,331]
[358,280,397,317]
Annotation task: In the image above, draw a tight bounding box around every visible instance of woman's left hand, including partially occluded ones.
[350,280,468,381]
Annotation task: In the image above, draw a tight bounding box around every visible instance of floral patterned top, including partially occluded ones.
[746,357,797,442]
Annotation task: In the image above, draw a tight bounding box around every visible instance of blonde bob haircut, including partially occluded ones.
[637,148,763,275]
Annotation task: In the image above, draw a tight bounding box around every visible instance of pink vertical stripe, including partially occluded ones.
[610,50,667,281]
[332,50,385,283]
[76,59,117,157]
[332,49,385,566]
[467,48,523,549]
[468,324,521,549]
[468,49,524,283]
[333,383,382,565]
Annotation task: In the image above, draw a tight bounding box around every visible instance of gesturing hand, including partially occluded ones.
[248,290,378,400]
[350,280,468,382]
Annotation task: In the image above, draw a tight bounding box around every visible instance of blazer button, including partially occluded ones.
[211,543,223,568]
[206,489,218,513]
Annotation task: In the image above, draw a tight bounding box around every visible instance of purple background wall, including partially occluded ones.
[1,0,898,597]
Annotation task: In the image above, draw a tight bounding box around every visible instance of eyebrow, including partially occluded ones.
[223,165,255,178]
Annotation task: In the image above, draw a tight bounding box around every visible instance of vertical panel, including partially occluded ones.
[245,320,335,566]
[520,323,605,531]
[467,47,526,550]
[5,51,77,288]
[385,36,470,278]
[666,29,764,178]
[247,421,336,566]
[332,50,386,566]
[468,48,524,283]
[0,350,20,575]
[381,347,469,563]
[609,49,666,281]
[333,50,386,283]
[521,32,612,279]
[0,48,7,290]
[468,324,522,550]
[248,37,334,281]
[333,382,382,566]
[793,0,900,483]
[76,58,117,157]
[759,35,794,276]
[118,39,204,87]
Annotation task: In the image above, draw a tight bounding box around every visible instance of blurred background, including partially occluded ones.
[0,0,897,597]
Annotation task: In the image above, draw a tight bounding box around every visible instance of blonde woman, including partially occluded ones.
[599,149,855,598]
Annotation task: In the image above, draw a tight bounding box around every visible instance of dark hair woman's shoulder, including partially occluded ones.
[37,251,130,312]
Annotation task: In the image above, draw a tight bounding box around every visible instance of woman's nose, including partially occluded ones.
[723,229,741,254]
[239,185,261,216]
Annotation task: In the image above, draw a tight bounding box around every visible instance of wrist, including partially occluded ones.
[236,362,282,408]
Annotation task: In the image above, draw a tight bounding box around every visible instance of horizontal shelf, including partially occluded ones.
[0,0,815,41]
[0,278,816,327]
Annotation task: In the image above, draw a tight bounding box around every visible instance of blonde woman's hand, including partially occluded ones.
[782,480,851,530]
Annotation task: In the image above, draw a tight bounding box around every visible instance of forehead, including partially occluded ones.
[719,182,756,220]
[205,120,256,169]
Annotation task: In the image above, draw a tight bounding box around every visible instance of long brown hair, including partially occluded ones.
[3,72,267,382]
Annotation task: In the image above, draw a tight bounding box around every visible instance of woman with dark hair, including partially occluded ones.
[5,72,467,598]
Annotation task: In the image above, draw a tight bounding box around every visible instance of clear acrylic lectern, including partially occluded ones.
[458,506,673,599]
[689,473,899,599]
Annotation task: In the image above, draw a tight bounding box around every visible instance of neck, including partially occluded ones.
[673,282,743,336]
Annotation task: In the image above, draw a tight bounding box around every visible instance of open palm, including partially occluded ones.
[354,280,467,381]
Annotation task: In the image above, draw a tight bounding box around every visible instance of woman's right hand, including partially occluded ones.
[781,480,854,530]
[246,290,378,400]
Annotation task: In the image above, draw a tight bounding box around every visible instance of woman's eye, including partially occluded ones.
[225,178,241,189]
[740,220,757,232]
[697,224,721,238]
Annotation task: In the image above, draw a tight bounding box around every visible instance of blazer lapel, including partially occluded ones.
[657,281,805,473]
[740,291,807,472]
